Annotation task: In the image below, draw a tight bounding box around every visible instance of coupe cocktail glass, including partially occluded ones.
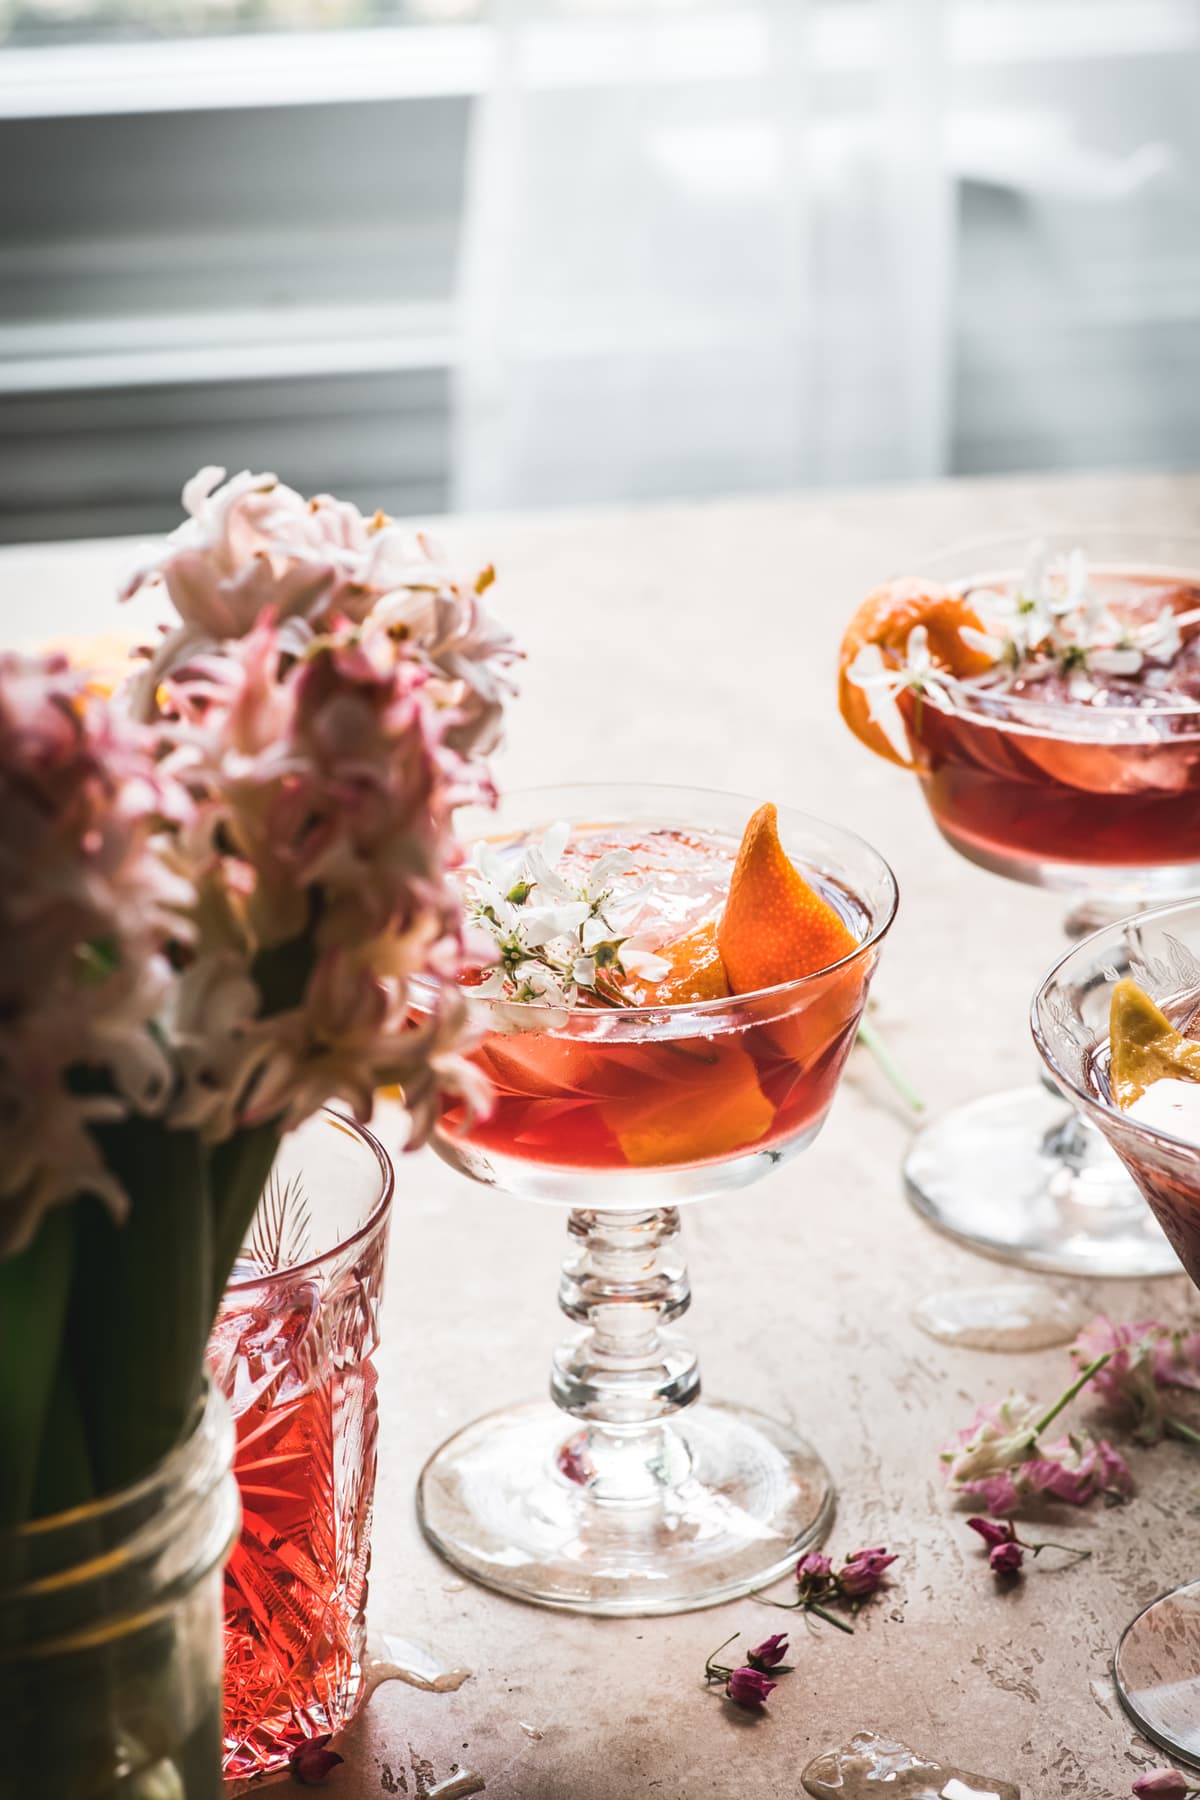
[416,784,897,1614]
[1034,899,1200,1768]
[844,530,1200,1277]
[208,1111,393,1779]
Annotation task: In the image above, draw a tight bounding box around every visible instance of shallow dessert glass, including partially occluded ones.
[874,530,1200,1277]
[1034,897,1200,1768]
[416,783,897,1615]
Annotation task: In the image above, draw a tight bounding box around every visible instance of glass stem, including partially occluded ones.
[551,1208,700,1501]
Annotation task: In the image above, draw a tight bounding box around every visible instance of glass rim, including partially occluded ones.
[916,672,1200,735]
[1031,895,1200,1160]
[900,527,1200,732]
[420,781,899,1022]
[224,1106,395,1293]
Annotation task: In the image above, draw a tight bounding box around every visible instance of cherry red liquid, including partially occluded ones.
[440,824,872,1173]
[901,575,1200,872]
[440,978,864,1171]
[209,1245,384,1778]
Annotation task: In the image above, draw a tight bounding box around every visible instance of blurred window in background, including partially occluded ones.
[3,2,483,45]
[0,0,1198,539]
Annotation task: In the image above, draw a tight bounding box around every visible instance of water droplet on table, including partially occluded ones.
[913,1283,1082,1351]
[802,1731,1019,1798]
[361,1634,473,1696]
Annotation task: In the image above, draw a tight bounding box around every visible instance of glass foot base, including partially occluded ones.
[1115,1578,1200,1768]
[416,1398,834,1616]
[904,1085,1181,1278]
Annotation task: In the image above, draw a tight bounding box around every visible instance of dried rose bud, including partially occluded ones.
[725,1666,778,1709]
[838,1547,898,1598]
[746,1633,789,1671]
[966,1516,1015,1550]
[989,1540,1024,1577]
[795,1551,833,1593]
[1132,1773,1191,1797]
[290,1734,345,1785]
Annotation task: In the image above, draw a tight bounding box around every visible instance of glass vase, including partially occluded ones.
[208,1109,394,1781]
[0,1378,237,1800]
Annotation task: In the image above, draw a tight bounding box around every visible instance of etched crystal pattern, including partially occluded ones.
[208,1173,388,1779]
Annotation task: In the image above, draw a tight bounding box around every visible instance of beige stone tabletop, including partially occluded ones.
[6,468,1200,1798]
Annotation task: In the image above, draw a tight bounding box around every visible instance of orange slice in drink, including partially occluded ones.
[718,802,857,992]
[636,920,730,1006]
[717,801,867,1068]
[1110,979,1200,1110]
[837,579,994,767]
[605,1038,773,1166]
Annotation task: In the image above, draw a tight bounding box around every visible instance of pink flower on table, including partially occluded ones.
[940,1393,1042,1494]
[1073,1317,1200,1444]
[989,1540,1024,1576]
[796,1550,833,1594]
[966,1516,1016,1550]
[1020,1433,1133,1507]
[746,1633,790,1671]
[1132,1772,1192,1797]
[838,1547,898,1598]
[942,1392,1132,1512]
[725,1666,777,1709]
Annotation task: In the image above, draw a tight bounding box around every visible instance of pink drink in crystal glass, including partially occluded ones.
[206,1111,393,1779]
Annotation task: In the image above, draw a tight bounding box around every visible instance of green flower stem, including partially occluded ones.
[1032,1351,1115,1440]
[31,1338,95,1520]
[0,1206,78,1526]
[804,1601,856,1635]
[1165,1417,1200,1448]
[704,1633,740,1681]
[856,1018,925,1114]
[751,1592,856,1634]
[209,1121,284,1318]
[71,1119,212,1497]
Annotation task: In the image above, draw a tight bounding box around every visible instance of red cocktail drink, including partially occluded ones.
[896,573,1200,882]
[417,785,897,1614]
[837,534,1200,1280]
[440,825,867,1180]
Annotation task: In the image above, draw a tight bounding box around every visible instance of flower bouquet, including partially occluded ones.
[0,469,515,1799]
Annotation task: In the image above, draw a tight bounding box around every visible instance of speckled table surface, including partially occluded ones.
[8,468,1200,1799]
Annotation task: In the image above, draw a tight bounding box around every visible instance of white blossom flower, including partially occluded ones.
[465,824,663,1008]
[844,624,961,758]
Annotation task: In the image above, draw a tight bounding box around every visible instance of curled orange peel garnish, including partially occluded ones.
[837,578,995,768]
